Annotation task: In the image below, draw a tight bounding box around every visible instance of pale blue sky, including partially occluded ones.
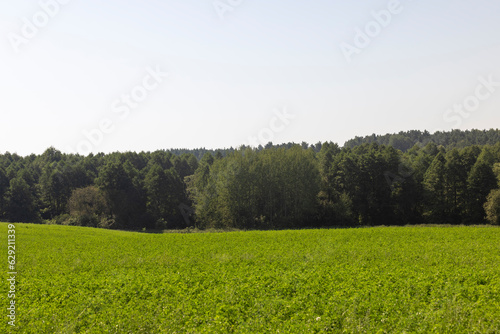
[1,0,499,155]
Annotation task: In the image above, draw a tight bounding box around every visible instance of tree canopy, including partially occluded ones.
[2,129,500,229]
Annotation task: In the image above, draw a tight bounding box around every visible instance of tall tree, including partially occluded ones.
[423,153,448,223]
[444,149,468,222]
[6,177,39,223]
[0,168,9,219]
[466,160,497,223]
[39,162,73,218]
[145,165,185,228]
[96,161,148,229]
[191,147,320,229]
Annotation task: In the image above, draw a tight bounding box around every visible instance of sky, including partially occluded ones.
[1,0,499,156]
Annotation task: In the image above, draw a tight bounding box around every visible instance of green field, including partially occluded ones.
[2,224,500,333]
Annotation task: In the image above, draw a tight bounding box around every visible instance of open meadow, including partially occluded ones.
[2,223,500,333]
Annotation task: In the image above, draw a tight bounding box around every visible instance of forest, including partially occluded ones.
[1,129,500,230]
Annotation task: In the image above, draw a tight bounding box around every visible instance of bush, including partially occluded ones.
[68,186,110,227]
[484,189,500,225]
[98,217,115,229]
[55,214,71,225]
[154,218,169,230]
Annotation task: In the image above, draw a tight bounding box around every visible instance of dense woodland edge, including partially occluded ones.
[2,128,500,230]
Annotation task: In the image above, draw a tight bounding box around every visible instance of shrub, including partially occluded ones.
[68,186,110,227]
[484,189,500,225]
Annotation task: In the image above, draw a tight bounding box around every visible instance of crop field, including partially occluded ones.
[1,223,500,333]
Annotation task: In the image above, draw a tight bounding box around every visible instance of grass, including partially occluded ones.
[1,223,500,333]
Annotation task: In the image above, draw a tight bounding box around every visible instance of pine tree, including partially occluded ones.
[466,160,497,223]
[423,153,448,223]
[6,177,39,223]
[444,149,468,222]
[0,168,9,219]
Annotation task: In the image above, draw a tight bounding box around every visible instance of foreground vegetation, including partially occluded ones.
[3,223,500,333]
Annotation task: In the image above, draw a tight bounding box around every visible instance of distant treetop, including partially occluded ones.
[343,129,500,152]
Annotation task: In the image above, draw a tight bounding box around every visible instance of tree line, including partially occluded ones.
[1,129,500,229]
[344,129,500,152]
[0,149,197,229]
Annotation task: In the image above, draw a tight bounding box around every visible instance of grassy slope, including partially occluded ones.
[1,223,500,333]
